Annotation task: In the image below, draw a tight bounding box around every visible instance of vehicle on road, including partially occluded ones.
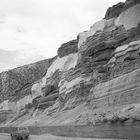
[10,127,30,140]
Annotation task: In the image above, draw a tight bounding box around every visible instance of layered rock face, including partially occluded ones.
[0,58,54,111]
[1,0,140,127]
[30,0,140,125]
[78,1,140,48]
[30,40,78,113]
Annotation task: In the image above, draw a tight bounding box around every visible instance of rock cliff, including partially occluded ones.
[0,58,54,111]
[1,0,140,127]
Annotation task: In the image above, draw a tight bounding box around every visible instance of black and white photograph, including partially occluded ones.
[0,0,140,139]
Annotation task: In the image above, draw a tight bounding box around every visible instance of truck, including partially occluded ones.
[10,127,30,140]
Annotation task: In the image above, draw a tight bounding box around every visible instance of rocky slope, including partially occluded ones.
[0,58,54,112]
[1,0,140,127]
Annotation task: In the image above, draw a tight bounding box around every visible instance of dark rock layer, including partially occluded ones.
[105,2,125,19]
[57,39,78,58]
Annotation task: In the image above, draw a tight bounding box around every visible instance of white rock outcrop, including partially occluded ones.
[115,4,140,30]
[31,53,78,96]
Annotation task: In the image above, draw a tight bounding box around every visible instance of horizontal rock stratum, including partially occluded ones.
[0,0,140,128]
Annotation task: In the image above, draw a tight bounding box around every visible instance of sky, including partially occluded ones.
[0,0,125,71]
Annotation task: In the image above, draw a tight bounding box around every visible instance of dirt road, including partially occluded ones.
[0,133,124,140]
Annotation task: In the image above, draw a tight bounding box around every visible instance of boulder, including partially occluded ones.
[57,39,78,58]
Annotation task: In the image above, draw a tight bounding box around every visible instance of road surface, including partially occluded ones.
[0,133,124,140]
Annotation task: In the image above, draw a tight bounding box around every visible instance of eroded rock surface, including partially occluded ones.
[1,0,140,128]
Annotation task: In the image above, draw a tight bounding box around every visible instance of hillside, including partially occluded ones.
[0,0,140,131]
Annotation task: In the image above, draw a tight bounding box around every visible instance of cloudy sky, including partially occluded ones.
[0,0,125,71]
